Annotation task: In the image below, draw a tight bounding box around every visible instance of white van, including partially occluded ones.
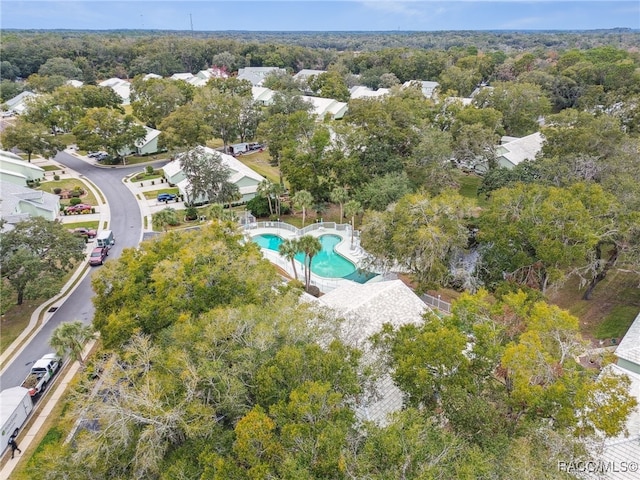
[96,230,115,250]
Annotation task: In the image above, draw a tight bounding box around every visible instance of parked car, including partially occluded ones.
[88,246,108,266]
[65,203,93,214]
[157,193,177,202]
[69,227,97,239]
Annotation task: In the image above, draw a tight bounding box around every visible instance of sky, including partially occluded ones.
[1,1,639,32]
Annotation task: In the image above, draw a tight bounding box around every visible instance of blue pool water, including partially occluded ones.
[252,234,375,283]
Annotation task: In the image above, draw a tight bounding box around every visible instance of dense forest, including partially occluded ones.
[2,29,640,479]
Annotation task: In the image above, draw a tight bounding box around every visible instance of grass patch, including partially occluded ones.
[131,171,163,181]
[0,297,45,354]
[235,149,281,184]
[38,178,98,206]
[595,305,638,340]
[458,174,488,208]
[41,165,61,172]
[548,269,640,344]
[63,220,100,229]
[142,187,180,200]
[123,151,172,165]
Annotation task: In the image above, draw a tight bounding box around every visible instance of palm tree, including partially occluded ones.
[278,238,300,280]
[50,321,95,367]
[153,207,179,232]
[297,235,321,291]
[330,186,349,221]
[257,179,274,216]
[292,190,314,227]
[344,199,363,248]
[271,182,285,217]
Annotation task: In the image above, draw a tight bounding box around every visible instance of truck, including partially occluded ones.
[20,353,61,397]
[1,387,33,453]
[96,229,115,250]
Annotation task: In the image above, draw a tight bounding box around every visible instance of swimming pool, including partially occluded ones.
[252,233,375,283]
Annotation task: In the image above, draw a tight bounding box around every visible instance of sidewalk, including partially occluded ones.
[0,342,95,480]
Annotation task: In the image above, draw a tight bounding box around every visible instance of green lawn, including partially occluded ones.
[142,187,180,200]
[235,149,281,184]
[131,171,163,181]
[458,174,489,207]
[38,178,98,206]
[596,305,639,340]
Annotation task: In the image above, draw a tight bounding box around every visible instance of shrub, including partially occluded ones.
[70,190,81,198]
[145,165,154,175]
[185,206,199,221]
[246,195,270,218]
[53,187,62,195]
[69,197,82,206]
[53,174,60,181]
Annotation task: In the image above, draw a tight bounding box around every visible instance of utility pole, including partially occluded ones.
[190,13,193,33]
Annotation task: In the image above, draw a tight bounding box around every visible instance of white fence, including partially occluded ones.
[243,221,359,238]
[420,293,452,314]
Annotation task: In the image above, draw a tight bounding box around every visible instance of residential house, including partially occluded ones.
[0,150,45,185]
[3,91,39,115]
[163,146,264,204]
[0,181,60,231]
[402,80,440,99]
[496,132,544,170]
[143,73,162,81]
[349,85,390,100]
[301,95,348,120]
[251,86,276,106]
[66,79,84,88]
[119,126,161,157]
[98,78,131,105]
[317,279,432,425]
[237,67,287,87]
[293,69,327,82]
[170,72,195,82]
[583,312,640,479]
[196,67,229,82]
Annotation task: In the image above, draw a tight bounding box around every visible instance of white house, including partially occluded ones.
[196,67,229,81]
[317,279,432,426]
[237,67,287,87]
[582,312,640,479]
[143,73,162,81]
[98,78,131,105]
[301,95,348,120]
[293,69,327,81]
[170,72,195,82]
[402,80,440,99]
[66,79,84,88]
[163,146,264,204]
[0,181,60,231]
[0,150,45,185]
[496,132,544,169]
[3,91,39,115]
[349,85,390,100]
[119,126,161,157]
[251,86,276,106]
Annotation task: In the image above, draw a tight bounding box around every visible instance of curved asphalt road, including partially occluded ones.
[0,151,159,389]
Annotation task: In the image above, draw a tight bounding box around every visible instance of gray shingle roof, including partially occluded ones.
[319,280,431,425]
[616,312,640,367]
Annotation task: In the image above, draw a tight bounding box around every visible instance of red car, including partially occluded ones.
[69,227,97,239]
[65,203,93,214]
[88,246,108,266]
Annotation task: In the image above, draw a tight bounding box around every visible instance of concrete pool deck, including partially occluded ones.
[243,221,378,293]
